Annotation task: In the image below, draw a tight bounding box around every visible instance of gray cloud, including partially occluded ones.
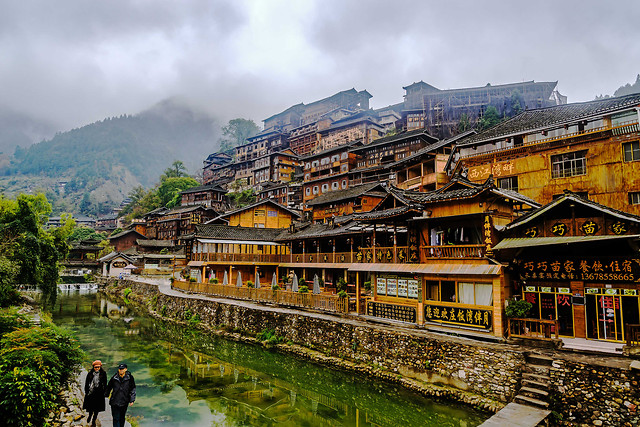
[0,0,638,135]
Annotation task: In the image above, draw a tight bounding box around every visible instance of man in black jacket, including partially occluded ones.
[104,363,136,427]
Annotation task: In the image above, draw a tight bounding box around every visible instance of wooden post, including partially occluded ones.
[356,271,361,314]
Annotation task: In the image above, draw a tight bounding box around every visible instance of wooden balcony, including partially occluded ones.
[172,280,348,314]
[421,245,486,259]
[507,318,559,340]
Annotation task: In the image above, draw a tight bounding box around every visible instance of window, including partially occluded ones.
[551,151,587,178]
[630,192,640,205]
[623,141,640,162]
[497,176,518,192]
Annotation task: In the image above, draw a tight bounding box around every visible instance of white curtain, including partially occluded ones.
[475,284,493,306]
[458,282,475,305]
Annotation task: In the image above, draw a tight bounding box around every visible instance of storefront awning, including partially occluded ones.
[347,263,501,276]
[492,234,640,250]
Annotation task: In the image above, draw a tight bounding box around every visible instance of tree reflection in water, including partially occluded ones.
[49,291,488,427]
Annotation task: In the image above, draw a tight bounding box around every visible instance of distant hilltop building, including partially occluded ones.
[402,80,566,138]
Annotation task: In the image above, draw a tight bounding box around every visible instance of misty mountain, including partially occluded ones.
[0,108,57,155]
[0,98,221,215]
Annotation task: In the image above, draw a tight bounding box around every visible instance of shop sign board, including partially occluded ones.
[424,304,492,330]
[515,257,640,283]
[367,302,416,323]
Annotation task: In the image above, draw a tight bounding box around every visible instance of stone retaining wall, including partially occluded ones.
[101,278,640,425]
[549,359,639,426]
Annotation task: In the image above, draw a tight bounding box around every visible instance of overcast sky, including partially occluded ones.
[1,0,638,131]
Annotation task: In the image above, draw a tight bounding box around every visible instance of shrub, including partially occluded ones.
[256,329,284,345]
[298,285,309,294]
[336,277,347,293]
[505,299,533,318]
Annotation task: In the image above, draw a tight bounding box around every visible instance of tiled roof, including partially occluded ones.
[108,229,147,240]
[354,205,422,221]
[136,239,174,247]
[276,221,361,241]
[389,130,476,169]
[504,191,640,231]
[306,183,387,206]
[217,199,301,219]
[350,128,437,153]
[194,224,285,241]
[459,92,640,146]
[180,184,226,194]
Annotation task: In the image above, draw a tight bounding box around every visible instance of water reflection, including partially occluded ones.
[47,291,487,427]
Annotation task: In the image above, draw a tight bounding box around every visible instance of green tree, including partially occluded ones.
[457,113,472,133]
[157,177,199,207]
[478,106,502,130]
[218,118,260,153]
[0,194,66,303]
[161,160,189,180]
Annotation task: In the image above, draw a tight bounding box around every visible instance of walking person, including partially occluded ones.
[83,360,107,426]
[104,363,136,427]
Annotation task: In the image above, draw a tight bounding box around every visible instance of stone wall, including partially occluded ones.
[549,359,639,426]
[102,278,522,408]
[101,278,640,425]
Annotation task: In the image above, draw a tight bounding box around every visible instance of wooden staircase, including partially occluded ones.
[514,353,554,410]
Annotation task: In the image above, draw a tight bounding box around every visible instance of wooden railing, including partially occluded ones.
[626,324,640,347]
[172,280,349,314]
[421,245,486,259]
[507,318,559,340]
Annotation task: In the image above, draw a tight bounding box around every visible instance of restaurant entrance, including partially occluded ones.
[585,288,640,342]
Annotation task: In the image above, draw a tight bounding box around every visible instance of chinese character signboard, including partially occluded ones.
[367,302,417,323]
[424,304,492,330]
[516,257,640,282]
[468,161,515,181]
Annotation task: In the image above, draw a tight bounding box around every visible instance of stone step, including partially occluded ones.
[526,353,554,366]
[514,394,550,409]
[522,378,549,389]
[522,372,550,383]
[520,386,549,398]
[523,364,551,375]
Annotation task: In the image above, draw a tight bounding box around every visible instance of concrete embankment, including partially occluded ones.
[99,277,640,426]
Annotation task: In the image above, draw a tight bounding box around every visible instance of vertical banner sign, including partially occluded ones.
[484,215,493,257]
[376,277,387,295]
[397,279,408,297]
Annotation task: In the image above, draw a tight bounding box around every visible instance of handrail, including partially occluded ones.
[421,245,485,259]
[171,280,349,314]
[507,317,559,340]
[626,324,640,347]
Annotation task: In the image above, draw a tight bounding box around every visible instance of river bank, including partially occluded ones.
[99,277,640,426]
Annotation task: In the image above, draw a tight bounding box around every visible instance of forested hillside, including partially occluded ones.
[0,99,220,216]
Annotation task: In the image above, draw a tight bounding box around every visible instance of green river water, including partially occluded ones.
[48,290,488,426]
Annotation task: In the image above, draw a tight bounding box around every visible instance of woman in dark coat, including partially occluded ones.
[83,360,108,426]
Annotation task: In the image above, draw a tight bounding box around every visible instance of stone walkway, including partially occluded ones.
[479,402,550,427]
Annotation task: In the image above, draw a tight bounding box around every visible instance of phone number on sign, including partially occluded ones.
[581,273,635,282]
